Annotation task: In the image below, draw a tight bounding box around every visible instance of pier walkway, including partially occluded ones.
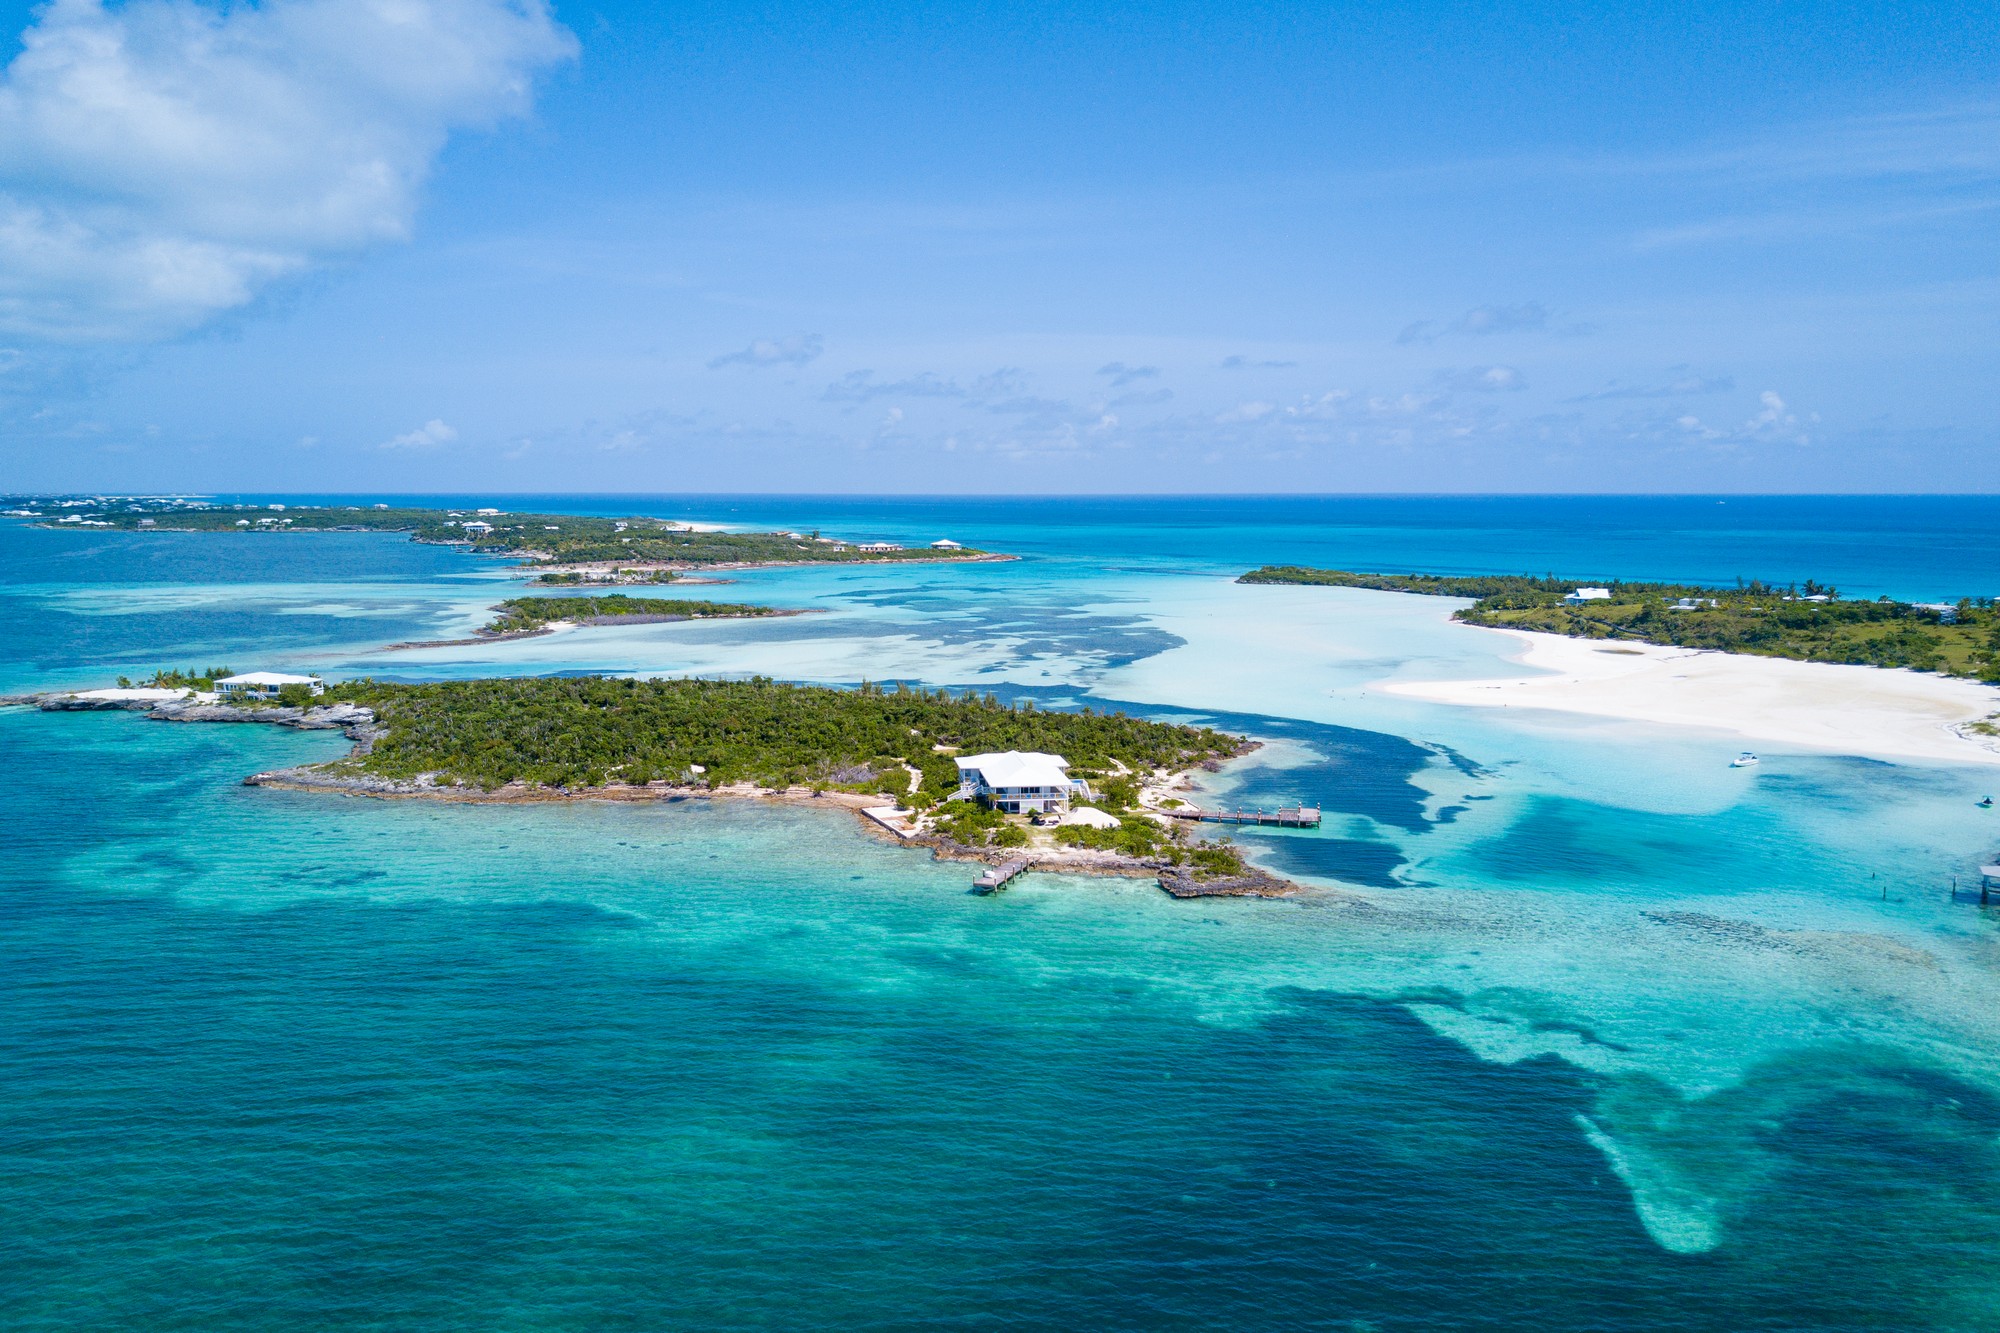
[1159,805,1321,828]
[973,858,1033,894]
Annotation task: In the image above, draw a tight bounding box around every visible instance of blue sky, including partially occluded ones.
[0,0,1994,493]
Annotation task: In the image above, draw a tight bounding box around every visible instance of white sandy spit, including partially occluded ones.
[1383,626,2000,767]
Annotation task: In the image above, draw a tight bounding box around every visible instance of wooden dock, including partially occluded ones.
[973,858,1033,894]
[1160,805,1321,828]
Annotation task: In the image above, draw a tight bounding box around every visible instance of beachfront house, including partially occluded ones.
[461,520,494,536]
[954,751,1091,814]
[930,539,962,550]
[856,541,902,553]
[215,672,325,700]
[1563,586,1612,604]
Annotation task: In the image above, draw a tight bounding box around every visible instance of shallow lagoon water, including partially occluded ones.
[5,500,2000,1330]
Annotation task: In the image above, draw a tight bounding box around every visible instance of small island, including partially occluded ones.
[8,675,1289,897]
[1241,565,2000,681]
[8,497,1004,573]
[480,594,790,636]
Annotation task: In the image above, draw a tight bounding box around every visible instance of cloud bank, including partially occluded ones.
[0,0,575,342]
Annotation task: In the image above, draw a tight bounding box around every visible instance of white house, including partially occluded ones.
[856,541,902,553]
[462,520,494,536]
[954,751,1090,814]
[931,539,962,550]
[1563,586,1612,604]
[215,672,324,700]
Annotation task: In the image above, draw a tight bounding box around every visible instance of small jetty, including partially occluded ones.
[1159,804,1321,828]
[973,858,1033,894]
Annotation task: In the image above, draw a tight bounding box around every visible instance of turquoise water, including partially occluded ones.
[5,499,2000,1329]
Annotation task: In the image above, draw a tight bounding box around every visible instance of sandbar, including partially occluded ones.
[1384,625,2000,767]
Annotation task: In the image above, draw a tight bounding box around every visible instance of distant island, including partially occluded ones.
[370,593,801,651]
[480,594,788,636]
[6,497,1001,573]
[1240,565,2000,681]
[8,676,1285,897]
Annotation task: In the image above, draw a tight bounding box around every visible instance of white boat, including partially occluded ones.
[1731,752,1760,768]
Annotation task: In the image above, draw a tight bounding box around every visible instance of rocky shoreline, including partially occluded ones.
[5,689,1300,900]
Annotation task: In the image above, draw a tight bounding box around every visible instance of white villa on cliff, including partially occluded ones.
[215,672,325,700]
[954,751,1091,814]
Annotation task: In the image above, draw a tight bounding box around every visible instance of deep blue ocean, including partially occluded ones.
[4,496,2000,1331]
[204,492,2000,598]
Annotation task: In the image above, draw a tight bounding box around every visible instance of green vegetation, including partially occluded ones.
[316,676,1240,795]
[536,570,679,585]
[1239,566,1583,599]
[1188,839,1246,879]
[116,666,238,690]
[1053,818,1167,858]
[933,803,1030,848]
[36,500,992,568]
[483,595,781,635]
[1240,565,2000,681]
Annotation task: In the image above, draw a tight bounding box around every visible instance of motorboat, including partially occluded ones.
[1730,752,1760,768]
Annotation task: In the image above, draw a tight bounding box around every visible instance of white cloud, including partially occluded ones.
[1670,390,1811,446]
[0,0,576,341]
[1437,365,1525,392]
[707,333,823,369]
[1096,361,1158,387]
[821,369,963,402]
[1572,372,1734,401]
[381,417,457,449]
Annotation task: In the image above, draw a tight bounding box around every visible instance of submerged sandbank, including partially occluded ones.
[1383,626,2000,767]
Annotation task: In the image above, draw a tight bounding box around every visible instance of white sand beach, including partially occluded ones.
[1384,626,2000,767]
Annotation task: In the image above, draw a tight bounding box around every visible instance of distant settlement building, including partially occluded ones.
[930,539,962,550]
[856,541,902,553]
[954,751,1090,814]
[1563,586,1613,604]
[215,672,325,700]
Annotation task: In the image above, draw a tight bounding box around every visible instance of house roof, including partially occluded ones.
[218,672,320,686]
[955,750,1072,789]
